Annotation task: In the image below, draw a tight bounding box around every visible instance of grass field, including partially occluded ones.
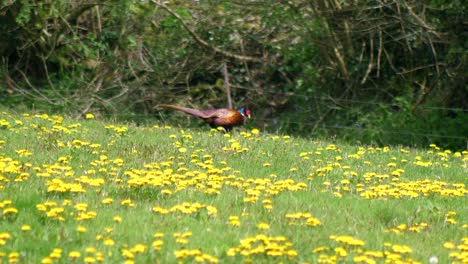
[0,111,467,264]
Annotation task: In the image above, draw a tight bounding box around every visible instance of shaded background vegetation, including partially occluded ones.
[1,0,466,149]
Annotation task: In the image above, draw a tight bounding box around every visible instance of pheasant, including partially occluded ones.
[159,104,251,131]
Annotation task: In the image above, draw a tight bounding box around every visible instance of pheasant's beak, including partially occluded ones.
[246,109,251,119]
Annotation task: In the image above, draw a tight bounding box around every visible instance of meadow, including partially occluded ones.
[0,111,466,264]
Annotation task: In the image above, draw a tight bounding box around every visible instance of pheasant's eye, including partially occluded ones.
[246,109,251,116]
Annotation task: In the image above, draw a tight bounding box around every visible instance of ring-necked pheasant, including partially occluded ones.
[159,104,251,131]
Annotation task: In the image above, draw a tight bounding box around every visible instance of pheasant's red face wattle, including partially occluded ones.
[246,109,251,118]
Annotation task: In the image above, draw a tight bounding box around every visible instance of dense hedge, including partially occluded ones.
[1,1,466,148]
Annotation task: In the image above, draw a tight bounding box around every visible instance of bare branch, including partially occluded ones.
[222,62,233,109]
[427,36,440,77]
[152,0,264,63]
[401,0,439,37]
[361,34,374,84]
[376,29,383,78]
[16,70,62,105]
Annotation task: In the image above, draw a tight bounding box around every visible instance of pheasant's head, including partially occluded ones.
[238,107,251,119]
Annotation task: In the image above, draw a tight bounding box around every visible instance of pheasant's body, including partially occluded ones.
[160,104,250,131]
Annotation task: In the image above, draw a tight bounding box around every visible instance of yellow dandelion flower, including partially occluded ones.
[84,256,96,263]
[251,128,260,135]
[257,222,270,230]
[121,199,135,207]
[286,250,298,257]
[176,238,188,244]
[76,226,87,233]
[179,147,187,153]
[443,242,455,249]
[49,248,62,259]
[152,207,169,214]
[85,247,96,253]
[3,207,18,215]
[206,206,217,217]
[161,189,172,195]
[41,257,53,264]
[152,240,164,251]
[313,246,329,253]
[103,238,115,246]
[69,251,81,259]
[392,244,412,254]
[335,247,347,257]
[446,218,457,224]
[154,232,165,238]
[102,198,113,204]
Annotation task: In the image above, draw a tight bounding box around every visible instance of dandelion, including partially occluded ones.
[179,147,187,153]
[3,207,18,215]
[286,250,298,257]
[161,189,172,195]
[443,242,455,249]
[85,247,96,254]
[257,222,270,230]
[332,235,365,247]
[9,252,19,263]
[131,243,147,253]
[152,240,164,251]
[154,232,165,238]
[334,247,347,257]
[152,207,169,214]
[446,218,457,224]
[313,246,329,253]
[74,203,88,211]
[340,179,350,185]
[69,251,81,259]
[228,216,241,227]
[15,149,32,157]
[175,238,189,244]
[49,248,62,259]
[85,113,95,119]
[103,238,115,246]
[121,199,135,207]
[306,217,322,227]
[0,232,11,246]
[84,256,96,263]
[391,244,412,254]
[206,206,217,217]
[102,198,113,204]
[41,257,53,264]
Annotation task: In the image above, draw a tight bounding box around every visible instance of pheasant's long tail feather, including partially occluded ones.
[159,104,209,118]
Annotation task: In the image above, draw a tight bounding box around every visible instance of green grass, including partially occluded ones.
[0,111,467,264]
